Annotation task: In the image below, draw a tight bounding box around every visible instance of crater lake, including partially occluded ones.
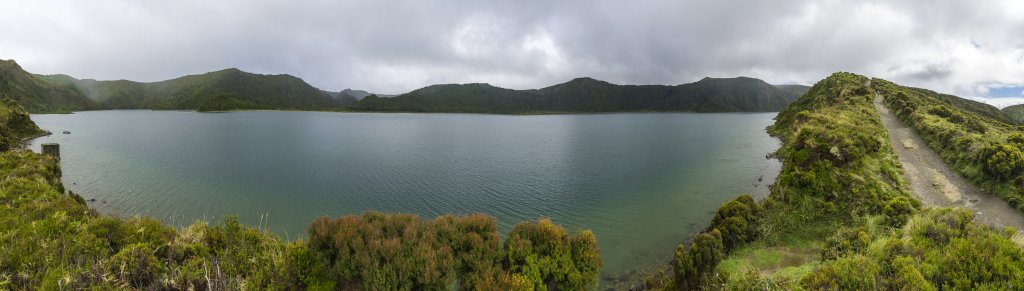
[29,110,780,282]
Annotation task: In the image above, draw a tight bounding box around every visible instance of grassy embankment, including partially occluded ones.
[874,79,1024,211]
[0,98,600,290]
[645,72,1024,290]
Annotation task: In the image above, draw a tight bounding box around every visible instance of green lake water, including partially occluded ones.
[29,111,780,283]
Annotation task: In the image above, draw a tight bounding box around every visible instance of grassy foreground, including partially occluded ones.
[645,72,1024,290]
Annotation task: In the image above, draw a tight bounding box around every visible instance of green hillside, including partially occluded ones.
[42,68,345,111]
[906,88,1019,125]
[875,79,1024,210]
[0,98,46,150]
[774,84,811,97]
[355,76,802,113]
[0,60,97,113]
[644,72,1024,290]
[1004,103,1024,123]
[0,59,350,112]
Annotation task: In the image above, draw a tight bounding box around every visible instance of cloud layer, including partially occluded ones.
[1,0,1022,105]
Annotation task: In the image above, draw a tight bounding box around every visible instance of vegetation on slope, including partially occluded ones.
[926,91,1020,125]
[0,60,97,113]
[0,99,601,289]
[0,58,355,113]
[0,99,46,150]
[774,84,811,98]
[1004,103,1024,123]
[4,58,799,114]
[875,79,1024,211]
[355,77,801,113]
[40,68,348,111]
[196,94,259,112]
[646,72,1024,290]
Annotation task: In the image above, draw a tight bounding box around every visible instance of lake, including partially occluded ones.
[29,110,780,282]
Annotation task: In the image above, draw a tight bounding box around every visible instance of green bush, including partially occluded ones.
[105,243,165,287]
[673,229,724,290]
[505,218,602,291]
[707,195,761,251]
[308,213,460,290]
[885,256,936,290]
[928,106,955,118]
[1008,132,1024,149]
[882,196,915,227]
[978,144,1024,180]
[821,226,870,261]
[801,255,880,289]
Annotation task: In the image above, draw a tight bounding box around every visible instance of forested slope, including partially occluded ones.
[1,59,351,113]
[355,76,801,113]
[0,60,97,113]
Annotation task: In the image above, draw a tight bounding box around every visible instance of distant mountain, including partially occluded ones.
[40,68,344,111]
[355,76,801,113]
[1003,103,1024,123]
[774,84,811,97]
[0,60,97,113]
[340,89,373,101]
[893,86,1020,125]
[0,59,348,112]
[322,90,358,105]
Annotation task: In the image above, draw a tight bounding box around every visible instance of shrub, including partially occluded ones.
[105,243,165,287]
[821,227,870,261]
[505,218,602,291]
[1008,132,1024,149]
[978,144,1024,180]
[928,106,954,118]
[308,212,460,290]
[885,256,936,290]
[707,195,761,251]
[673,243,695,290]
[801,255,879,289]
[882,196,915,227]
[673,229,725,290]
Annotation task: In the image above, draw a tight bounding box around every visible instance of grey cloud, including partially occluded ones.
[1,0,1022,104]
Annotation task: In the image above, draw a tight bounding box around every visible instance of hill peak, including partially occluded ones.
[697,76,763,83]
[566,77,611,85]
[0,59,24,71]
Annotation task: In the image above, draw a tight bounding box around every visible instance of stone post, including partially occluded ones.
[42,143,60,160]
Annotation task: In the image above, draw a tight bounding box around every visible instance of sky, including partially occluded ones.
[2,0,1023,107]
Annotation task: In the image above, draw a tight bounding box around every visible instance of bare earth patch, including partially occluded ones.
[873,93,1024,242]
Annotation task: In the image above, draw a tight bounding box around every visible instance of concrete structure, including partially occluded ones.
[41,143,59,160]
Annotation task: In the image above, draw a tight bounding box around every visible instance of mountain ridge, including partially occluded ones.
[4,59,352,112]
[1003,103,1024,123]
[356,76,803,113]
[3,58,810,114]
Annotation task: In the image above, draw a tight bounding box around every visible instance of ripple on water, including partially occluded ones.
[29,111,781,284]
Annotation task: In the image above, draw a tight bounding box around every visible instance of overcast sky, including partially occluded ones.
[2,0,1023,107]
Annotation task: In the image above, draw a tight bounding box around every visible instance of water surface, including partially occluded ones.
[30,110,780,281]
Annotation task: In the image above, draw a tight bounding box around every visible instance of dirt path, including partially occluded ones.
[872,92,1024,243]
